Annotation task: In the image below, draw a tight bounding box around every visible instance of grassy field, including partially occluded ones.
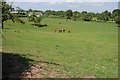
[2,17,118,78]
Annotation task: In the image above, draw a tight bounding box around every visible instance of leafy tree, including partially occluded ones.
[16,7,23,13]
[96,13,103,20]
[112,9,120,16]
[66,10,73,20]
[56,11,66,17]
[115,16,120,26]
[73,11,79,21]
[82,11,87,14]
[28,9,33,12]
[45,10,52,16]
[83,15,91,21]
[1,0,24,29]
[81,12,92,21]
[112,9,120,21]
[100,10,111,22]
[28,13,42,25]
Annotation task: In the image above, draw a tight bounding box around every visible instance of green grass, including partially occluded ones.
[3,17,118,78]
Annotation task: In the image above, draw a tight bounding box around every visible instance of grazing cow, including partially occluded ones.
[59,30,63,32]
[63,29,65,32]
[55,30,57,32]
[68,30,71,33]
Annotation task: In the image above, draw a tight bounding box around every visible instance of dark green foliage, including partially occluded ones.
[36,16,42,24]
[84,18,90,21]
[2,1,14,22]
[28,14,42,25]
[67,17,71,20]
[28,14,36,21]
[66,9,73,20]
[112,9,120,22]
[28,9,120,24]
[28,9,33,12]
[2,1,119,28]
[1,0,25,29]
[101,10,111,22]
[73,11,79,21]
[82,11,87,14]
[83,13,92,21]
[44,10,66,18]
[115,16,120,25]
[112,9,120,17]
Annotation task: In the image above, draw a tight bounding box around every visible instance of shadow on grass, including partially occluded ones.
[2,52,34,78]
[4,28,10,29]
[117,25,120,27]
[31,24,47,27]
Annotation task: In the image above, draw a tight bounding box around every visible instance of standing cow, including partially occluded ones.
[68,30,71,33]
[59,30,63,32]
[55,30,57,32]
[63,29,65,32]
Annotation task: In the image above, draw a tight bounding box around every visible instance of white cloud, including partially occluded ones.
[77,0,119,2]
[47,2,56,4]
[7,0,42,2]
[90,2,104,7]
[48,2,63,4]
[67,5,79,8]
[7,0,119,2]
[66,0,75,2]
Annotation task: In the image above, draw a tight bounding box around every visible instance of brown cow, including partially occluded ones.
[55,30,57,32]
[59,30,63,32]
[68,30,71,33]
[63,29,65,32]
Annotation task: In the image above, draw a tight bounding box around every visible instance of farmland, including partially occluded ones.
[2,17,118,78]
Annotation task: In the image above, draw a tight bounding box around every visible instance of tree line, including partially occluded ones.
[43,9,120,23]
[23,8,120,26]
[1,1,120,29]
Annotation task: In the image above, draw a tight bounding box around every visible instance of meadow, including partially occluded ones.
[2,17,118,78]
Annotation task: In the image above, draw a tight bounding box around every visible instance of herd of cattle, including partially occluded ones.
[55,29,71,33]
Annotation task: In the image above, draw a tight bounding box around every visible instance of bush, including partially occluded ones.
[84,19,91,21]
[115,16,120,25]
[28,14,42,24]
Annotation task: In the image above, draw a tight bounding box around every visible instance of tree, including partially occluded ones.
[83,15,91,21]
[112,9,120,21]
[96,13,103,20]
[16,7,23,13]
[28,9,33,12]
[101,10,111,22]
[66,10,73,20]
[1,0,25,29]
[73,11,79,21]
[28,13,42,25]
[112,9,120,16]
[56,10,66,17]
[115,16,120,26]
[82,11,87,14]
[94,10,111,22]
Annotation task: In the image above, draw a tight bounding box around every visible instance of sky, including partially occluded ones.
[7,0,119,13]
[7,0,119,2]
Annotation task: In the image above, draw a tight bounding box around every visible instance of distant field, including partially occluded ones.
[3,18,118,78]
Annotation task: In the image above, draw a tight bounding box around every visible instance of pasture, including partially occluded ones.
[2,18,118,78]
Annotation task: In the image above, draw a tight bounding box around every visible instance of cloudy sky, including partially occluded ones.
[7,0,119,13]
[7,0,119,2]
